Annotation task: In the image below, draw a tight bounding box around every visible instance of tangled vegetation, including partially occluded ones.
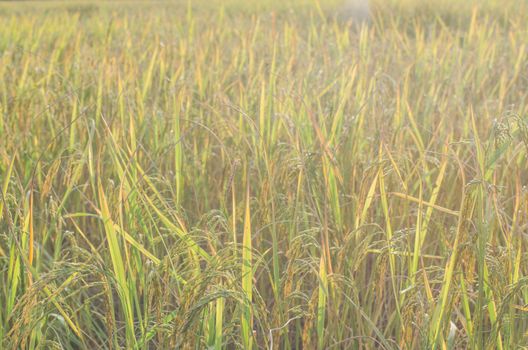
[1,0,528,348]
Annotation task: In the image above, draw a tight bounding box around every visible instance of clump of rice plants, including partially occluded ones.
[0,0,527,348]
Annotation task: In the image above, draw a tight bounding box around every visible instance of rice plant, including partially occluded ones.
[0,0,527,348]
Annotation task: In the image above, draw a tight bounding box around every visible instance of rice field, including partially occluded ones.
[1,0,528,348]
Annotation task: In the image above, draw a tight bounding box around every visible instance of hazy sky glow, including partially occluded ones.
[342,0,370,22]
